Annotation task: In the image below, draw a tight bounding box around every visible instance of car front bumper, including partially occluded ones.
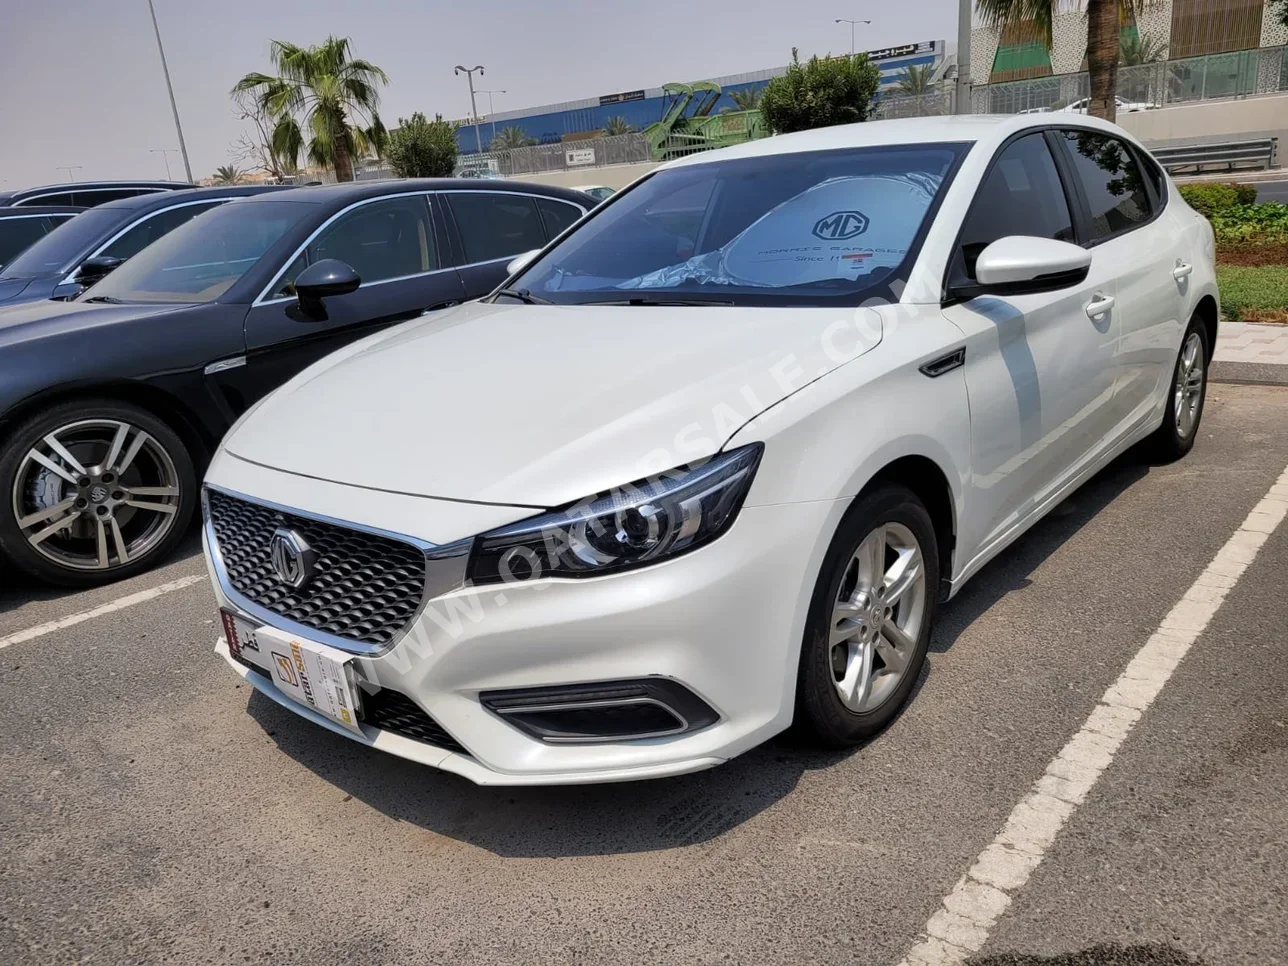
[204,458,845,786]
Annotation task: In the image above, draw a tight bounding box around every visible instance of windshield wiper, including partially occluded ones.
[494,287,551,305]
[593,296,734,307]
[83,295,124,304]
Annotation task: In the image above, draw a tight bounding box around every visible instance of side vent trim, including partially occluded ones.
[919,347,966,378]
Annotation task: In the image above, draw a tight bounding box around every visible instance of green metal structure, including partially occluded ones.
[642,81,767,161]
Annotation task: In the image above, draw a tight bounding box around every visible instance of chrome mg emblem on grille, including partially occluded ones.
[269,527,318,590]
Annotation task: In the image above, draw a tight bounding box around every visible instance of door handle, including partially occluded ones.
[1085,293,1115,319]
[1172,262,1193,280]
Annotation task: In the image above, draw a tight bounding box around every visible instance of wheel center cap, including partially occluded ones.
[89,484,109,504]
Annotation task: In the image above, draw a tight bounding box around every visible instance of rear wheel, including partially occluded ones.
[795,484,939,746]
[0,400,196,586]
[1149,315,1209,462]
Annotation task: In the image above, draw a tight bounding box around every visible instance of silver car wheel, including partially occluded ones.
[1174,331,1205,439]
[12,418,181,572]
[829,521,927,714]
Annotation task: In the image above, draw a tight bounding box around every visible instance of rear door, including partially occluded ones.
[941,131,1121,561]
[443,190,579,297]
[239,191,465,403]
[1052,129,1187,428]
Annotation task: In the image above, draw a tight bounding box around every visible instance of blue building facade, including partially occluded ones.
[458,41,946,153]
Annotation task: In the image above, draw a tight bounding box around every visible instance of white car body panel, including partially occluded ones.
[204,113,1219,784]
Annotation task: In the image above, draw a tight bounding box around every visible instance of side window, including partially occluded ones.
[956,133,1075,279]
[0,218,57,266]
[447,193,546,264]
[99,202,224,261]
[1056,130,1152,240]
[20,192,76,207]
[1136,148,1167,205]
[536,198,582,239]
[272,195,436,299]
[73,188,161,207]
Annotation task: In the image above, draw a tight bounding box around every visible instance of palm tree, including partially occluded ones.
[212,164,244,185]
[728,87,763,111]
[975,0,1130,121]
[603,116,633,136]
[490,126,535,151]
[1120,33,1167,65]
[232,36,388,183]
[896,64,936,95]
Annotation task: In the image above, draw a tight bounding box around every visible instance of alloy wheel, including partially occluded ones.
[12,418,181,572]
[1174,331,1205,439]
[829,522,928,714]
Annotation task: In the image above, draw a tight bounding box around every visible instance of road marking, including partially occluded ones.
[0,574,206,651]
[899,463,1288,966]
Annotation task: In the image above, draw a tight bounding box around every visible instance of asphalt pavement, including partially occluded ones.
[2,384,1286,966]
[1254,178,1288,204]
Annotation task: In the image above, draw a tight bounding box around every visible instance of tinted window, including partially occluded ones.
[1137,148,1167,203]
[0,207,126,277]
[99,201,224,261]
[448,192,546,263]
[84,200,308,304]
[21,192,76,207]
[0,217,57,267]
[513,144,964,306]
[270,195,436,298]
[73,188,162,207]
[537,198,582,239]
[1056,131,1152,239]
[957,133,1074,279]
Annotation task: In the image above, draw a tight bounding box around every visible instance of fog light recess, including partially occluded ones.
[479,678,719,743]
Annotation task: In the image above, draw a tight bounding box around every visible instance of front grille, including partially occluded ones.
[207,489,427,648]
[362,688,468,754]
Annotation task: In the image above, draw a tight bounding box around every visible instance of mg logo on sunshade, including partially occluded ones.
[812,210,869,240]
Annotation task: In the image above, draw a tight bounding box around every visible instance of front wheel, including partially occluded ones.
[1148,316,1209,462]
[795,484,939,746]
[0,400,196,586]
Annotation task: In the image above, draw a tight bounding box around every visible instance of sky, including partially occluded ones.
[0,0,958,188]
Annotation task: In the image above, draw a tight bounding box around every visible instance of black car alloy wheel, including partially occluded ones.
[0,400,195,585]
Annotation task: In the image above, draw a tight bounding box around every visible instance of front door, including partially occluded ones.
[941,131,1121,562]
[238,193,465,406]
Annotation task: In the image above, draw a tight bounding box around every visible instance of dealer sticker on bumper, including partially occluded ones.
[221,610,364,736]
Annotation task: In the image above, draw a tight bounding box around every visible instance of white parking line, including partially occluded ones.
[0,574,206,651]
[898,463,1288,966]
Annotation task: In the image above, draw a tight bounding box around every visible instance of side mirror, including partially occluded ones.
[74,255,123,287]
[506,249,541,277]
[966,236,1091,297]
[294,258,360,319]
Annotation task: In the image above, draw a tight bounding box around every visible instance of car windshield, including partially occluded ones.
[81,200,309,304]
[511,142,965,306]
[0,208,123,278]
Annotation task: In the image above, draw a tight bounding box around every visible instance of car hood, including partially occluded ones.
[224,299,883,507]
[0,275,52,304]
[0,296,191,348]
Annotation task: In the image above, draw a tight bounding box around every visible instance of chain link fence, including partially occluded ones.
[455,133,652,178]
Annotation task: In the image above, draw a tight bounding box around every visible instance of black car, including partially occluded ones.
[0,180,194,208]
[0,178,592,585]
[0,186,288,307]
[0,207,83,268]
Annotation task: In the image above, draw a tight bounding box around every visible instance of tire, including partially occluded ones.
[795,483,940,747]
[1148,314,1210,462]
[0,399,197,587]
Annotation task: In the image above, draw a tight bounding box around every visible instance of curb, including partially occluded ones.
[1210,360,1288,386]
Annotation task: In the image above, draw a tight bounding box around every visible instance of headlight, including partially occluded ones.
[469,444,763,584]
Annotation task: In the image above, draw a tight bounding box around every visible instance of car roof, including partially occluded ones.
[0,180,194,204]
[0,205,85,217]
[93,184,293,212]
[242,178,594,208]
[663,112,1135,168]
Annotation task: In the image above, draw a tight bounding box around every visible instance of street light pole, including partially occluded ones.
[145,0,193,182]
[834,18,871,57]
[954,0,973,114]
[479,89,506,144]
[150,148,178,180]
[56,166,83,182]
[454,65,486,154]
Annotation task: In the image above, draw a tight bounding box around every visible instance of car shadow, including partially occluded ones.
[240,450,1153,859]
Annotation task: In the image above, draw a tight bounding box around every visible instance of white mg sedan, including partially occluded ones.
[203,114,1217,785]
